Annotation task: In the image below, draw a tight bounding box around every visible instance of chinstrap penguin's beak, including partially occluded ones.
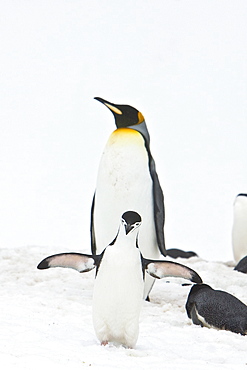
[125,224,134,235]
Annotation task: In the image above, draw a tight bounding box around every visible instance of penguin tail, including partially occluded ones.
[37,252,97,273]
[144,259,202,284]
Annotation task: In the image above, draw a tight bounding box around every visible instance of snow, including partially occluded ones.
[1,245,246,369]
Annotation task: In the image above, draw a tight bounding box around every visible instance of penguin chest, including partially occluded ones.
[94,129,157,257]
[98,128,150,192]
[92,244,144,347]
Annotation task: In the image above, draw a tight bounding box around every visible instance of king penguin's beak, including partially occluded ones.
[94,97,123,115]
[94,97,109,104]
[125,224,133,235]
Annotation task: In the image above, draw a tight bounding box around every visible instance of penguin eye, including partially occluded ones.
[121,218,127,226]
[135,222,141,227]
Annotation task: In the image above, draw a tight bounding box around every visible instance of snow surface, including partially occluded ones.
[1,245,246,369]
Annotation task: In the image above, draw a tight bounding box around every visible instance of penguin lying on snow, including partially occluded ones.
[186,283,247,335]
[232,193,247,262]
[38,211,202,348]
[166,248,198,259]
[91,98,166,299]
[234,255,247,273]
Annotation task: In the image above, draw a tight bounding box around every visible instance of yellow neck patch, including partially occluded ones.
[111,127,141,138]
[107,128,144,147]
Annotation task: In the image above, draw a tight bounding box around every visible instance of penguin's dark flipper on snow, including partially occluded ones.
[166,248,198,259]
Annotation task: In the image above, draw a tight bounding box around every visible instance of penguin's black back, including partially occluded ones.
[186,284,247,335]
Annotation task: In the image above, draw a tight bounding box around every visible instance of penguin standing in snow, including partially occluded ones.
[232,193,247,262]
[91,98,166,299]
[38,211,202,348]
[186,283,247,335]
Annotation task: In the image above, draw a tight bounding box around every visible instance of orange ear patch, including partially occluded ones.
[137,111,144,124]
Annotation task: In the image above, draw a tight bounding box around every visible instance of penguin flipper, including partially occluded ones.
[143,259,202,284]
[90,193,97,255]
[189,304,204,327]
[37,252,97,273]
[148,157,166,256]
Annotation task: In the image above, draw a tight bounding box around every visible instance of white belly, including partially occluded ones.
[93,129,160,298]
[94,128,159,259]
[92,244,144,347]
[232,196,247,261]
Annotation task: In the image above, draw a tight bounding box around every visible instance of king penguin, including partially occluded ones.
[38,211,202,348]
[232,193,247,262]
[186,283,247,335]
[91,97,166,299]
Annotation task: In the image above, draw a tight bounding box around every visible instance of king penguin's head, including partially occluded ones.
[121,211,142,235]
[94,97,145,129]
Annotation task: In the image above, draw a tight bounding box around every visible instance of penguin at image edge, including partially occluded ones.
[90,97,166,299]
[186,283,247,335]
[38,211,202,348]
[232,193,247,262]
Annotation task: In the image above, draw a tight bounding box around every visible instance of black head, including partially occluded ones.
[237,193,247,197]
[94,97,144,128]
[121,211,142,235]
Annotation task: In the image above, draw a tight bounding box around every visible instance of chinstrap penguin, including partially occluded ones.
[38,211,202,348]
[186,283,247,335]
[232,193,247,262]
[91,97,166,299]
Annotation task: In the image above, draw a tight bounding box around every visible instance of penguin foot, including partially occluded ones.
[101,341,108,346]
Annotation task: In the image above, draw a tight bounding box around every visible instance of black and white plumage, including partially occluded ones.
[91,97,166,299]
[186,284,247,335]
[38,211,202,348]
[232,193,247,262]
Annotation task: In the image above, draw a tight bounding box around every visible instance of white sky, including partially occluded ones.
[0,0,246,261]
